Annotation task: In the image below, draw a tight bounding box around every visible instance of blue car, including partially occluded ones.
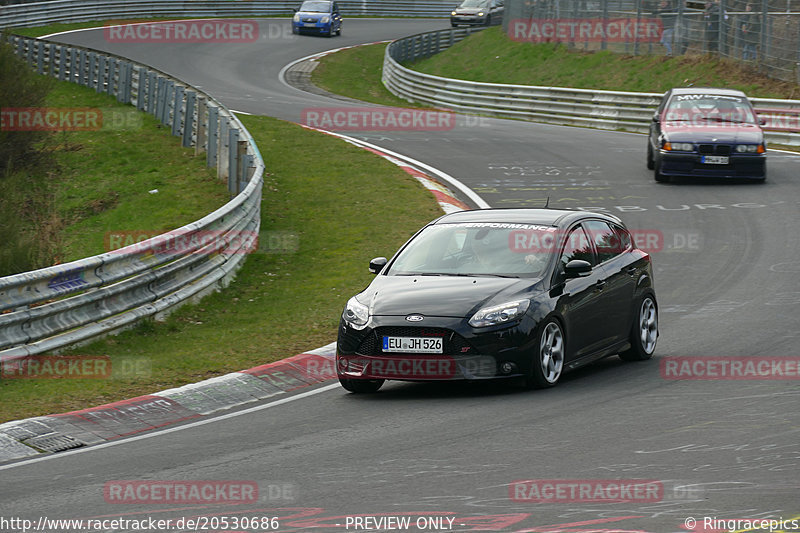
[292,0,342,36]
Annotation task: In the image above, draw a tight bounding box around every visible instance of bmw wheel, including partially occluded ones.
[339,377,384,393]
[619,294,658,361]
[526,319,565,388]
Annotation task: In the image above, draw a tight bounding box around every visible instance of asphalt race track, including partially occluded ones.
[2,18,799,533]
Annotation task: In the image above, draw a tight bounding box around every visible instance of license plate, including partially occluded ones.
[382,336,443,354]
[702,155,729,164]
[304,22,317,27]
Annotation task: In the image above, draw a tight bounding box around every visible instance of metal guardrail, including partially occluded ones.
[383,27,800,145]
[0,0,456,28]
[0,34,264,360]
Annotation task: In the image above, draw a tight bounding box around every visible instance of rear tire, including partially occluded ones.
[339,377,384,393]
[525,319,565,389]
[619,294,658,361]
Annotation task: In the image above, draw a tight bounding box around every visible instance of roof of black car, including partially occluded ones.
[434,208,620,227]
[669,87,748,97]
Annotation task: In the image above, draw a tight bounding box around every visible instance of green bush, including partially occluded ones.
[0,38,53,174]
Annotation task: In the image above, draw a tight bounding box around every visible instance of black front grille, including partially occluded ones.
[357,327,473,356]
[698,144,732,155]
[302,17,317,22]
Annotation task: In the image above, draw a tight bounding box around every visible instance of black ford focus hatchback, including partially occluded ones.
[336,208,658,393]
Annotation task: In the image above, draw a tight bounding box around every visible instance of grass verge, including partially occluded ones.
[311,43,418,107]
[313,26,800,103]
[0,78,226,275]
[0,116,442,423]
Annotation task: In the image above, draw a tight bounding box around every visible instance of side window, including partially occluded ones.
[584,220,622,264]
[559,225,594,272]
[612,224,632,253]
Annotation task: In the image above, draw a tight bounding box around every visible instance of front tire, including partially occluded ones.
[646,143,655,170]
[619,294,658,361]
[525,319,565,388]
[339,377,384,393]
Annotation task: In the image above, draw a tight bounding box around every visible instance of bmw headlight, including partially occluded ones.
[343,296,369,329]
[321,15,330,22]
[736,144,764,153]
[293,13,300,22]
[665,142,694,151]
[469,300,530,328]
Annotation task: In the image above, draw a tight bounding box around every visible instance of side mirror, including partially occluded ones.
[758,116,767,126]
[564,259,592,278]
[652,113,661,123]
[369,257,388,274]
[292,7,297,12]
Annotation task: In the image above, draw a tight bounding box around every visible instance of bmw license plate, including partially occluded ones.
[383,337,443,353]
[702,155,729,164]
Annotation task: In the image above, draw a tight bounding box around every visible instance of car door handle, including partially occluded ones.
[625,266,637,275]
[594,280,606,290]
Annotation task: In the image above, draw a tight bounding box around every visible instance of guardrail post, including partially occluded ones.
[107,57,117,96]
[69,48,78,83]
[218,117,229,181]
[183,91,196,148]
[237,141,248,194]
[57,46,66,80]
[36,41,45,74]
[155,76,166,123]
[228,128,240,195]
[117,62,129,103]
[147,72,157,114]
[172,85,185,137]
[88,52,96,89]
[161,79,175,126]
[136,67,147,110]
[207,105,219,168]
[196,97,208,156]
[96,55,106,93]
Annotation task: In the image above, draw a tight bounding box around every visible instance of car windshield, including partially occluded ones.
[458,0,490,7]
[299,0,330,12]
[386,223,556,278]
[664,94,757,124]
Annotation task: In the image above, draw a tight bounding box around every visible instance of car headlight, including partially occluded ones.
[343,296,369,329]
[736,144,764,153]
[451,10,457,15]
[293,13,300,22]
[321,15,330,23]
[664,142,694,151]
[478,11,485,15]
[469,300,530,328]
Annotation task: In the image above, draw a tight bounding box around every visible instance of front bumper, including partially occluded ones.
[658,151,766,179]
[450,15,490,25]
[336,314,538,381]
[293,21,334,34]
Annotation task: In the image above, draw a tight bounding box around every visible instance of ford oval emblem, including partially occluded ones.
[406,314,424,322]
